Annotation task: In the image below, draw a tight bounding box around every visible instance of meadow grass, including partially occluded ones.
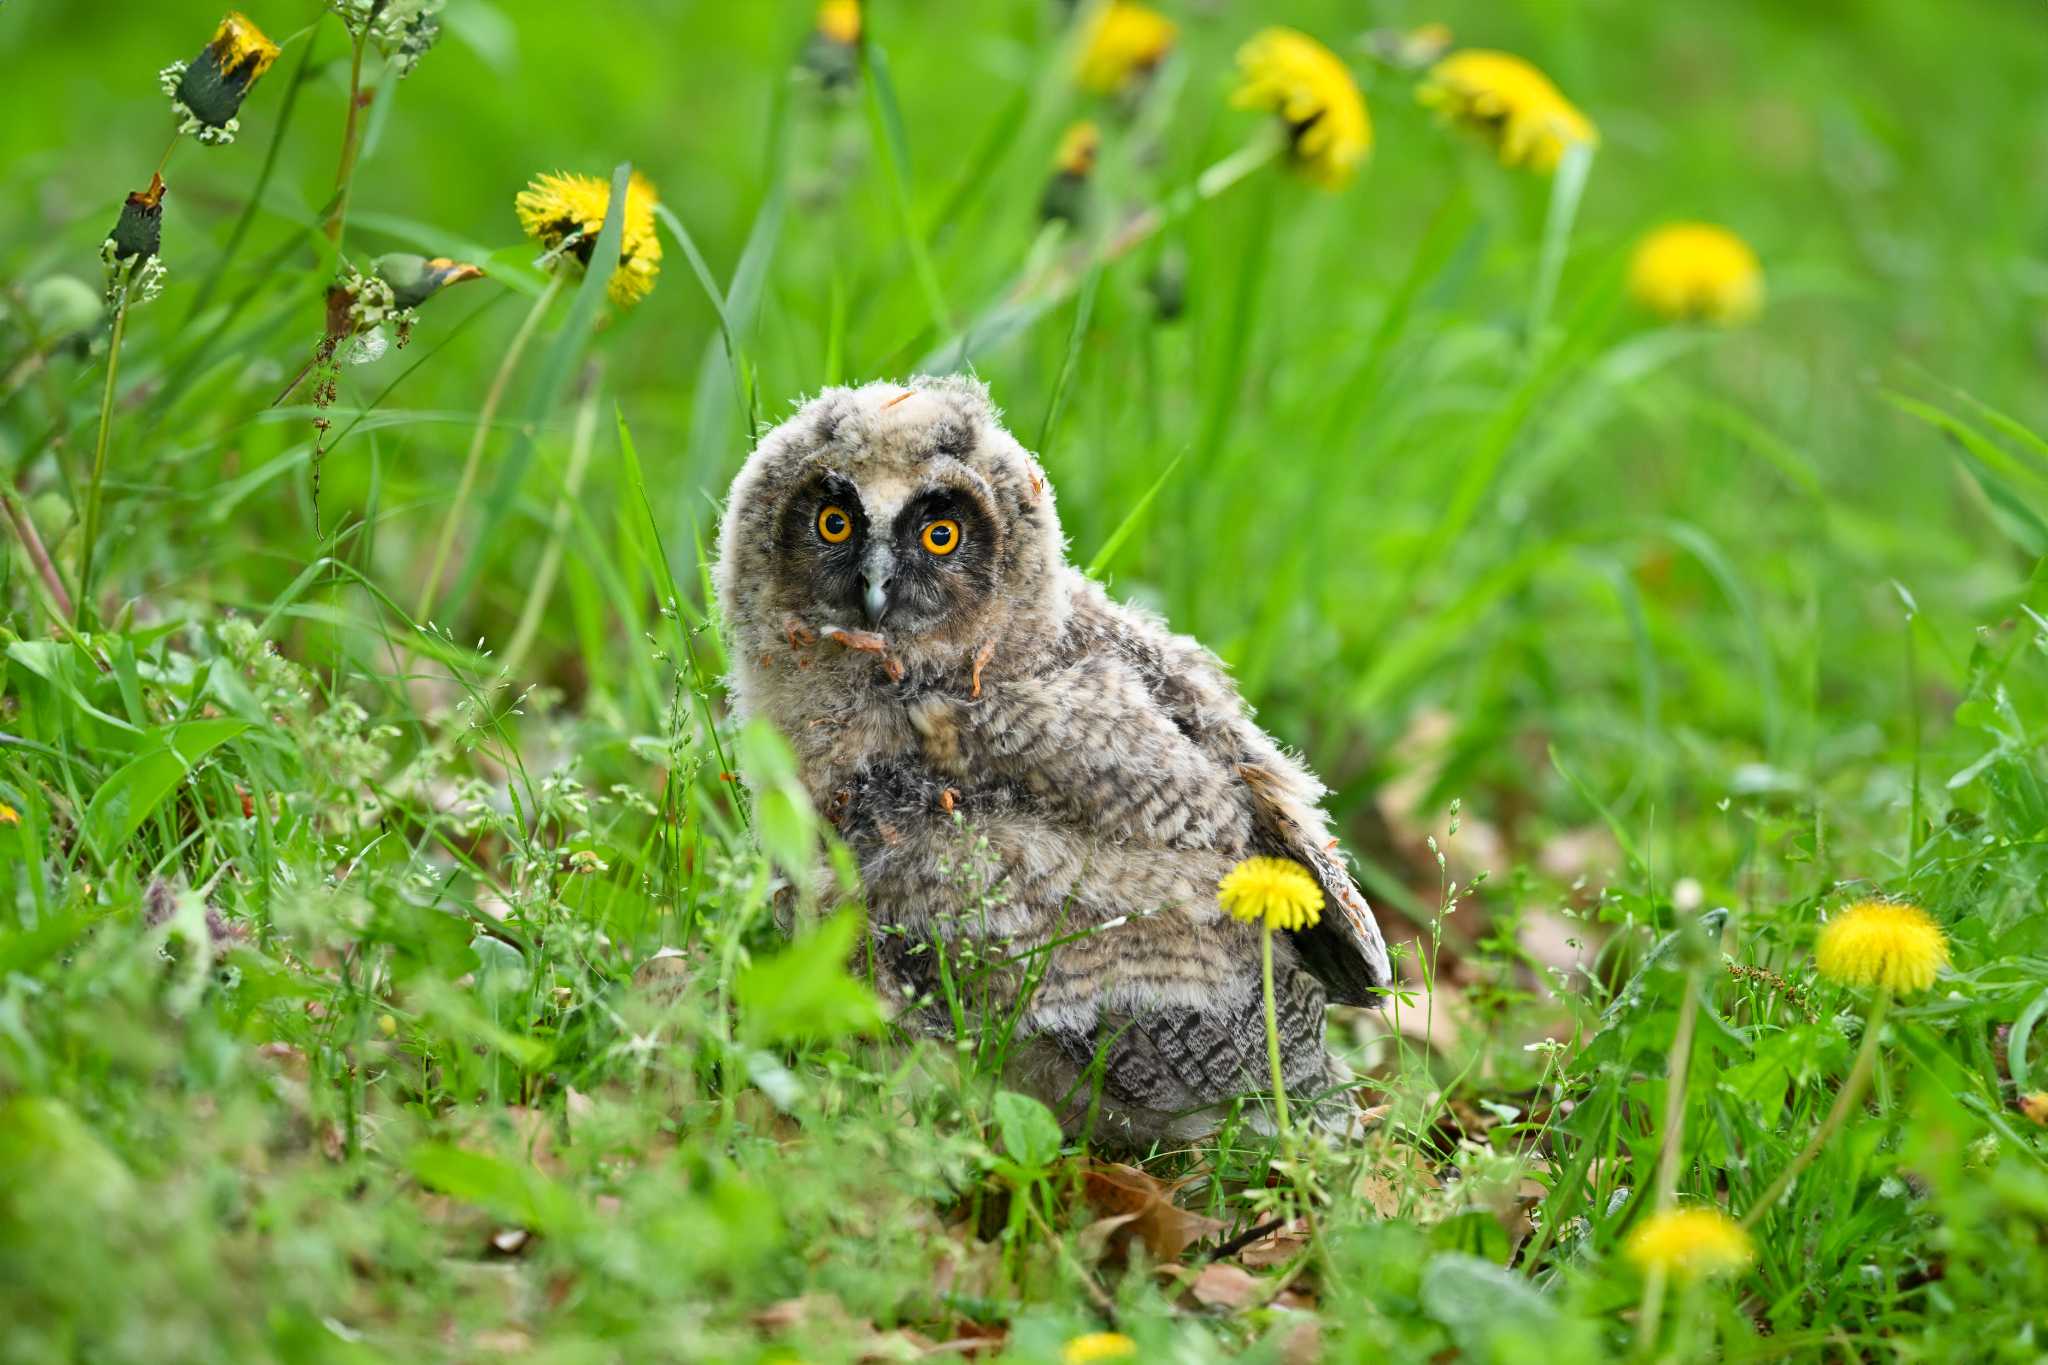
[3,2,2047,1361]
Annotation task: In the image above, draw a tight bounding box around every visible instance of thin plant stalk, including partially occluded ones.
[1260,922,1291,1135]
[1741,991,1891,1230]
[927,129,1284,370]
[75,293,132,625]
[1635,964,1703,1357]
[1528,139,1593,355]
[1,486,74,620]
[324,30,371,244]
[501,362,603,675]
[415,273,566,622]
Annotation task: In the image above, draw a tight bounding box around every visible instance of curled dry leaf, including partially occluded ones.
[1235,1219,1312,1270]
[1080,1161,1226,1261]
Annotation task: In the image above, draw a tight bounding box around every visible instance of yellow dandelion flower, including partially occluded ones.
[816,0,860,46]
[1628,222,1765,325]
[0,803,20,827]
[162,11,283,145]
[2020,1093,2048,1127]
[1625,1206,1754,1281]
[1417,49,1596,174]
[515,170,664,308]
[1218,856,1323,932]
[1232,28,1372,190]
[1055,121,1101,178]
[1062,1332,1137,1364]
[1814,900,1949,995]
[1076,2,1177,95]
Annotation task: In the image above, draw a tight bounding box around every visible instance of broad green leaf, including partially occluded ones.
[992,1090,1062,1172]
[735,909,883,1047]
[81,718,248,859]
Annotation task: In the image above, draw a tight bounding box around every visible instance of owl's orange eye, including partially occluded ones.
[921,519,961,555]
[817,505,853,544]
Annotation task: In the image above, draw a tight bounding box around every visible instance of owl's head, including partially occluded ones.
[716,377,1070,674]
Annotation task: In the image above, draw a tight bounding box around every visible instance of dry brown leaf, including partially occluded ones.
[1279,1315,1322,1365]
[1076,1212,1141,1262]
[470,1328,532,1354]
[1080,1162,1226,1261]
[1175,1262,1264,1310]
[1235,1220,1312,1270]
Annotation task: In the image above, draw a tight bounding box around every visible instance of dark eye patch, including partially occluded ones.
[883,486,1001,630]
[774,470,868,617]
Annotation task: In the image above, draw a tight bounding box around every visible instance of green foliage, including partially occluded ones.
[3,0,2048,1361]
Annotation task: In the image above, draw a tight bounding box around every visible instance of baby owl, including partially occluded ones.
[714,377,1389,1143]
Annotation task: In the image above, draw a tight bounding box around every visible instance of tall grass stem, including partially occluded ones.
[416,273,566,622]
[76,294,131,625]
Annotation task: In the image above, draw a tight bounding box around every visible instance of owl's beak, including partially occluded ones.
[859,544,895,625]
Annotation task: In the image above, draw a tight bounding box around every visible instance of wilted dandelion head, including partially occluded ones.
[102,175,171,306]
[374,253,485,310]
[1814,900,1948,995]
[1218,856,1323,931]
[1075,2,1177,95]
[515,171,663,308]
[161,11,282,145]
[2021,1093,2048,1127]
[1624,1207,1754,1281]
[1628,222,1765,325]
[1061,1332,1136,1364]
[816,0,860,46]
[1417,49,1595,174]
[1231,28,1371,189]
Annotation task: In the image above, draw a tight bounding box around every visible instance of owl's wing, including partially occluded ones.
[1236,760,1391,1007]
[1095,587,1392,1007]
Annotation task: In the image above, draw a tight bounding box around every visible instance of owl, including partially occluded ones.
[713,376,1389,1143]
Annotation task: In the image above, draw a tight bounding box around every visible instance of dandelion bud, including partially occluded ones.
[1039,121,1099,225]
[802,0,862,89]
[161,12,281,146]
[375,253,485,309]
[101,176,170,308]
[108,176,167,263]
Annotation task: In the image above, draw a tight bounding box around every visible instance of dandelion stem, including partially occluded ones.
[416,273,566,623]
[1636,964,1703,1357]
[1741,990,1890,1230]
[324,31,370,245]
[1260,922,1291,1135]
[76,292,131,625]
[501,360,603,675]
